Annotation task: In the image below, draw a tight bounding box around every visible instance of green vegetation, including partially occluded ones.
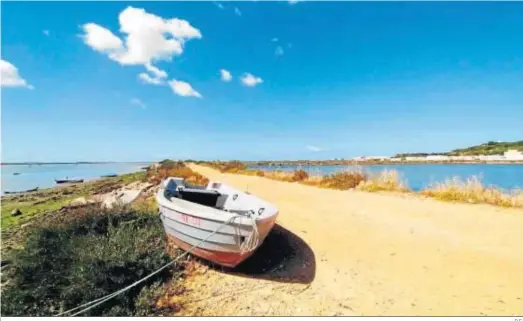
[1,205,184,316]
[395,140,523,158]
[448,140,523,156]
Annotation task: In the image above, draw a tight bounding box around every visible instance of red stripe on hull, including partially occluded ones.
[167,235,254,268]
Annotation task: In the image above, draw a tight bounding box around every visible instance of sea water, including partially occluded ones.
[248,164,523,191]
[1,163,151,195]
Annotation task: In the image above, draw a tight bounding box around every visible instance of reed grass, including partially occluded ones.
[356,169,409,192]
[420,176,523,207]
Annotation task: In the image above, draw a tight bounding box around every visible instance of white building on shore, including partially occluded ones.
[504,149,523,160]
[350,149,523,162]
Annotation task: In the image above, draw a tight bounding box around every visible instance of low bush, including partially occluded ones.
[147,161,208,187]
[1,206,183,316]
[319,171,366,190]
[292,169,309,182]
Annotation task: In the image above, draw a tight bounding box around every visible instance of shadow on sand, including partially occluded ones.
[207,224,316,284]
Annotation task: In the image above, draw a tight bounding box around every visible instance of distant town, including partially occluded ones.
[246,140,523,166]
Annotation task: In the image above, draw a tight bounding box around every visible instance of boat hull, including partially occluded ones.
[166,234,255,268]
[159,203,277,268]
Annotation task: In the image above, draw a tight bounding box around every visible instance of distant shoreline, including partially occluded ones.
[1,161,153,165]
[245,160,523,166]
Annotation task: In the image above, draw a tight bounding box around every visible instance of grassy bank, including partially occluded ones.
[1,171,148,232]
[1,205,186,316]
[1,161,211,316]
[202,161,523,208]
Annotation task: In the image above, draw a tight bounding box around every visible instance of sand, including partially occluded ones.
[175,164,523,316]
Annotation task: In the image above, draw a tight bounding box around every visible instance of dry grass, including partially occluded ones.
[147,161,209,186]
[292,169,309,182]
[357,169,409,192]
[316,170,366,190]
[264,170,295,182]
[420,176,523,207]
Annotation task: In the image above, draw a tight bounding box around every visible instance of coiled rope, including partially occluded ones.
[56,212,259,317]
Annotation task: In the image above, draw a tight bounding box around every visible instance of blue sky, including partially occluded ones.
[1,1,522,162]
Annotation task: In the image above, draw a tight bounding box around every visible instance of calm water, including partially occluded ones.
[249,164,523,191]
[1,163,151,195]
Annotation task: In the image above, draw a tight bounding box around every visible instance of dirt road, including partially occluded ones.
[175,164,523,316]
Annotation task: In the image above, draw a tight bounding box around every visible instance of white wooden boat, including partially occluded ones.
[156,177,279,267]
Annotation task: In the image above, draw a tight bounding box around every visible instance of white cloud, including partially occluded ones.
[220,69,232,82]
[275,46,284,56]
[240,73,263,87]
[271,38,278,42]
[169,79,202,98]
[43,30,50,36]
[306,145,322,152]
[81,23,124,54]
[0,59,33,89]
[81,6,202,91]
[234,7,242,16]
[138,73,165,85]
[145,63,167,79]
[130,98,146,109]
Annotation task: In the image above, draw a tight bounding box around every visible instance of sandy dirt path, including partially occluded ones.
[175,164,523,316]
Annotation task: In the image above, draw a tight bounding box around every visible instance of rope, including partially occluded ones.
[56,213,258,317]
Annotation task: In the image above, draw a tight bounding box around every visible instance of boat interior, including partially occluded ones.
[162,177,272,217]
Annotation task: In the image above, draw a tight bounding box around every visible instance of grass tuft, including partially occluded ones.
[357,169,408,192]
[420,176,523,207]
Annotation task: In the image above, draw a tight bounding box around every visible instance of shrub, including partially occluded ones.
[319,171,366,190]
[147,161,208,187]
[292,169,309,182]
[217,161,247,173]
[1,206,183,316]
[255,170,265,177]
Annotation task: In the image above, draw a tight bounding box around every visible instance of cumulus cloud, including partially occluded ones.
[220,69,232,82]
[130,98,146,109]
[169,79,202,98]
[81,6,202,97]
[234,7,242,16]
[306,145,322,152]
[0,59,33,89]
[81,7,201,66]
[240,73,263,87]
[275,46,284,56]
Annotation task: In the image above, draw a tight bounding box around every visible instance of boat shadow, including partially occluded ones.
[211,224,316,284]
